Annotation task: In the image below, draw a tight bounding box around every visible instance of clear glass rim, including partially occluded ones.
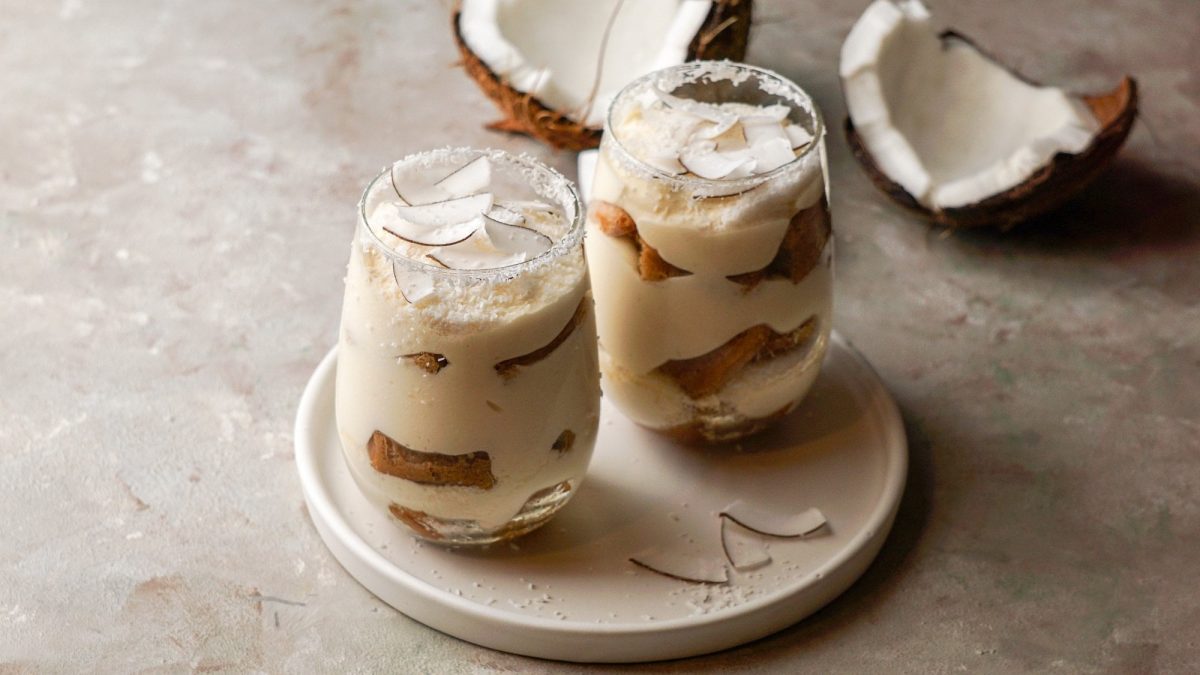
[603,61,826,191]
[357,147,584,282]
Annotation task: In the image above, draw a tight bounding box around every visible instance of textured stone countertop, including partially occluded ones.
[2,0,1198,672]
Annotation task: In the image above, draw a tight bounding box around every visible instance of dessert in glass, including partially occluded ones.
[587,62,832,443]
[336,148,599,545]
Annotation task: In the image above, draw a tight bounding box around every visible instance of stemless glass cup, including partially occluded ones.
[336,148,599,545]
[587,62,833,443]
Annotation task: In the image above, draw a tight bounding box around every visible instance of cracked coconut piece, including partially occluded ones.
[728,196,831,289]
[591,200,690,281]
[658,317,819,399]
[401,352,449,374]
[494,298,588,378]
[368,430,496,489]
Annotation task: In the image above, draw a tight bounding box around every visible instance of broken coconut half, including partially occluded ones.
[840,0,1136,228]
[453,0,753,151]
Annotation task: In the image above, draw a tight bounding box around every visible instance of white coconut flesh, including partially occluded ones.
[840,0,1101,210]
[459,0,713,128]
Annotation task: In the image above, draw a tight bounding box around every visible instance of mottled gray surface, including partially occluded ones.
[2,0,1198,672]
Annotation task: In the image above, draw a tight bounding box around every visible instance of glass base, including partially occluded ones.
[386,479,576,546]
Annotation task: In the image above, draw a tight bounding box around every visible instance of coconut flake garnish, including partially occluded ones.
[742,116,789,146]
[644,152,687,175]
[652,86,736,126]
[720,501,827,538]
[392,264,434,303]
[390,167,445,206]
[424,223,532,270]
[629,548,729,584]
[639,91,811,181]
[786,124,814,149]
[487,203,526,225]
[695,113,739,140]
[497,199,557,214]
[380,193,492,246]
[483,214,553,257]
[749,136,797,174]
[720,518,772,571]
[434,156,492,197]
[680,141,756,180]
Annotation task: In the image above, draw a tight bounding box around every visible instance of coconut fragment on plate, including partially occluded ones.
[629,547,729,584]
[720,501,827,537]
[720,518,772,571]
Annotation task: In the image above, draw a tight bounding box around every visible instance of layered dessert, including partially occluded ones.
[336,148,599,544]
[587,62,832,442]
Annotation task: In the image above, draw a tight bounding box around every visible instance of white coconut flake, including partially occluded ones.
[434,156,492,197]
[643,152,687,175]
[392,264,435,303]
[488,203,526,225]
[785,123,814,149]
[653,86,736,127]
[721,501,827,537]
[720,518,772,571]
[497,199,557,214]
[483,214,552,257]
[390,168,446,206]
[695,114,740,140]
[426,226,526,270]
[748,136,796,173]
[393,193,493,227]
[680,141,755,180]
[375,201,482,247]
[629,548,729,584]
[742,117,789,147]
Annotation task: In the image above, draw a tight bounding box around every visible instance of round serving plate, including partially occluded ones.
[295,331,906,663]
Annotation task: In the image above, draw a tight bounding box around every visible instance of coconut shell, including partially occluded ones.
[844,30,1138,229]
[453,0,754,152]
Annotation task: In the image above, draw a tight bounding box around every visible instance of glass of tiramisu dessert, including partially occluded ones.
[336,148,599,545]
[587,62,832,443]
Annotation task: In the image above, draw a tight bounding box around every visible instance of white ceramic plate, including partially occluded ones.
[295,332,906,663]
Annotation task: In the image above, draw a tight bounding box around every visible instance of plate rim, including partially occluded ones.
[294,331,907,655]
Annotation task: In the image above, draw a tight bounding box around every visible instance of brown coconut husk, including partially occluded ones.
[845,31,1137,229]
[452,0,754,151]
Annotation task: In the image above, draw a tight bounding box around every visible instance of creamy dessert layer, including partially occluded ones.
[587,77,832,438]
[336,150,599,535]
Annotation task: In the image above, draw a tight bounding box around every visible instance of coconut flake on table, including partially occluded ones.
[720,518,772,571]
[629,547,729,584]
[720,501,827,537]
